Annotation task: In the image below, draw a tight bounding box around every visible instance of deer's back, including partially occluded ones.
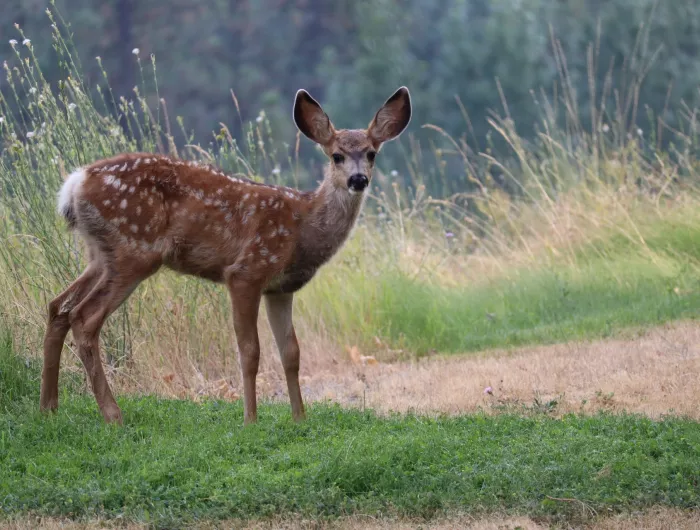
[71,153,307,284]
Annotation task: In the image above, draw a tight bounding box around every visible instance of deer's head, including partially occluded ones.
[293,87,411,194]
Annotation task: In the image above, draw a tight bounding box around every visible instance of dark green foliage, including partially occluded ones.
[3,0,700,195]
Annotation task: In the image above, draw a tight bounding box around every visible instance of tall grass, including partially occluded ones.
[1,6,700,395]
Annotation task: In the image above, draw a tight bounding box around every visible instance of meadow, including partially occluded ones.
[1,10,700,529]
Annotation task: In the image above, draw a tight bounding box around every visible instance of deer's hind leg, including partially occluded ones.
[41,261,102,413]
[227,278,263,425]
[68,255,159,424]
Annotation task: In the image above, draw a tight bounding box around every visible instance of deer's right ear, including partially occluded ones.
[293,89,335,146]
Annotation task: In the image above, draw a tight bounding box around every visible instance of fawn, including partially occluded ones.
[41,87,411,424]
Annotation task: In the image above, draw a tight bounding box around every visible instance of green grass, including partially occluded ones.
[305,220,700,354]
[364,264,699,354]
[1,341,699,528]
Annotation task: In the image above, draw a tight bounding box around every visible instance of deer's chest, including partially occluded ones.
[263,240,336,294]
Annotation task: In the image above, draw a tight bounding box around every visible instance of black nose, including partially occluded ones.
[347,173,369,192]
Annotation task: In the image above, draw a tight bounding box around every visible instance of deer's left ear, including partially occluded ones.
[367,87,411,147]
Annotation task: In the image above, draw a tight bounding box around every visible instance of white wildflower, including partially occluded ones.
[601,124,610,133]
[29,87,37,94]
[110,127,121,137]
[271,167,281,175]
[256,115,263,123]
[68,103,77,111]
[26,131,35,138]
[22,39,31,46]
[637,128,643,137]
[9,39,17,46]
[132,48,139,55]
[390,170,399,177]
[0,117,4,124]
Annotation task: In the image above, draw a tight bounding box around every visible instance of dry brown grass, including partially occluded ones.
[4,507,699,529]
[94,320,700,421]
[294,321,700,419]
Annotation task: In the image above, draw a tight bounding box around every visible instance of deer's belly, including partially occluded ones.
[163,241,228,283]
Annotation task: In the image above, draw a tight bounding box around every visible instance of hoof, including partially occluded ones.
[102,406,123,425]
[40,399,59,414]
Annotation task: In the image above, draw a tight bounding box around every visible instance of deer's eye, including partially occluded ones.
[332,153,345,164]
[367,151,376,163]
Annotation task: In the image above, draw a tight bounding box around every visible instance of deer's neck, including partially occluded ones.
[298,177,366,267]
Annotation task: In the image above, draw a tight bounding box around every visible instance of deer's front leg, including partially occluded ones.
[265,292,306,421]
[227,279,262,425]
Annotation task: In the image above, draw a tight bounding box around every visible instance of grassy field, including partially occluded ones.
[320,243,700,354]
[2,10,700,367]
[1,341,699,529]
[2,9,700,529]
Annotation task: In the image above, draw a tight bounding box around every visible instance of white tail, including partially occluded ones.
[41,87,411,425]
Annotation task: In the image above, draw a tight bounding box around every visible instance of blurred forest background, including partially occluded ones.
[2,0,700,195]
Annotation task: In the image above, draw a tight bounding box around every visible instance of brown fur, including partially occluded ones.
[41,87,411,424]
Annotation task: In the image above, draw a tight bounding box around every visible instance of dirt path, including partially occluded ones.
[148,321,699,419]
[289,322,700,419]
